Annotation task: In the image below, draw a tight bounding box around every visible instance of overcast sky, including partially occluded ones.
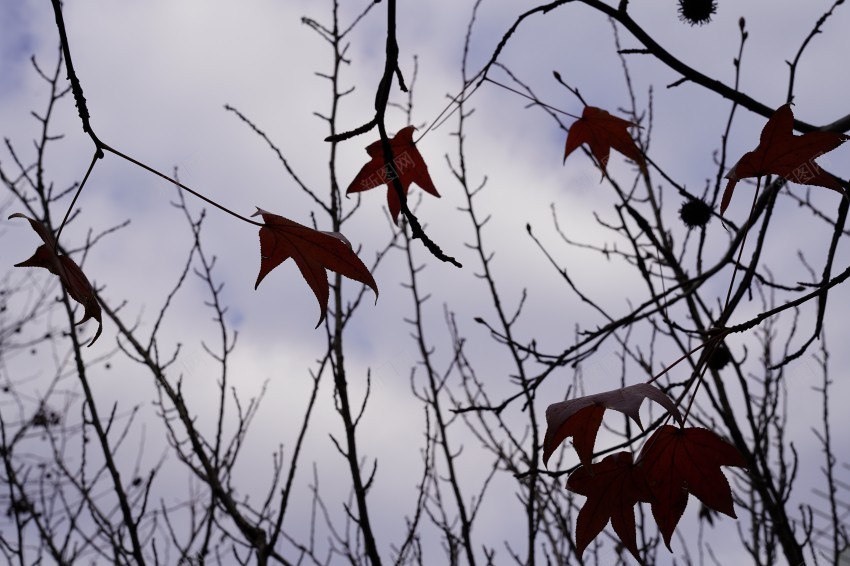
[2,1,850,564]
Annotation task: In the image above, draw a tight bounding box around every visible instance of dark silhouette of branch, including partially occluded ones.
[326,0,462,269]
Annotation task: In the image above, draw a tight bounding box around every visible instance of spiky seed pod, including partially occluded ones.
[679,198,713,229]
[707,341,732,371]
[678,0,717,26]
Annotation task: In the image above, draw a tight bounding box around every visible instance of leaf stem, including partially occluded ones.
[483,77,581,120]
[102,143,262,227]
[722,178,761,312]
[55,152,98,241]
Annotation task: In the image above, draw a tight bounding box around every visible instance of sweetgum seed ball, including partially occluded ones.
[708,342,732,371]
[679,198,713,229]
[678,0,717,25]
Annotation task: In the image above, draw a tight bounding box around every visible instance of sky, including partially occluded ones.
[1,1,850,564]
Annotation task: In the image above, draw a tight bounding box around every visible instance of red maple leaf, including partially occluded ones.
[543,383,682,468]
[346,126,440,225]
[563,106,647,176]
[566,451,653,560]
[638,425,747,549]
[9,213,102,346]
[721,103,848,213]
[253,208,378,327]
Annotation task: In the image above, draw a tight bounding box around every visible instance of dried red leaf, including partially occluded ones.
[253,208,378,327]
[638,425,747,549]
[544,404,604,469]
[346,126,440,225]
[9,213,102,346]
[563,106,647,176]
[543,383,682,468]
[721,103,848,213]
[567,451,653,560]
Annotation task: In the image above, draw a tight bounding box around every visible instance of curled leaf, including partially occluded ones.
[543,383,682,468]
[9,213,102,346]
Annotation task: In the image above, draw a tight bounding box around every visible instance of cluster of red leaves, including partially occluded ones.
[9,213,102,346]
[555,104,845,557]
[544,386,747,560]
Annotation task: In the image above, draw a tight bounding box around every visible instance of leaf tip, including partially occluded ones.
[719,178,737,214]
[85,321,103,347]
